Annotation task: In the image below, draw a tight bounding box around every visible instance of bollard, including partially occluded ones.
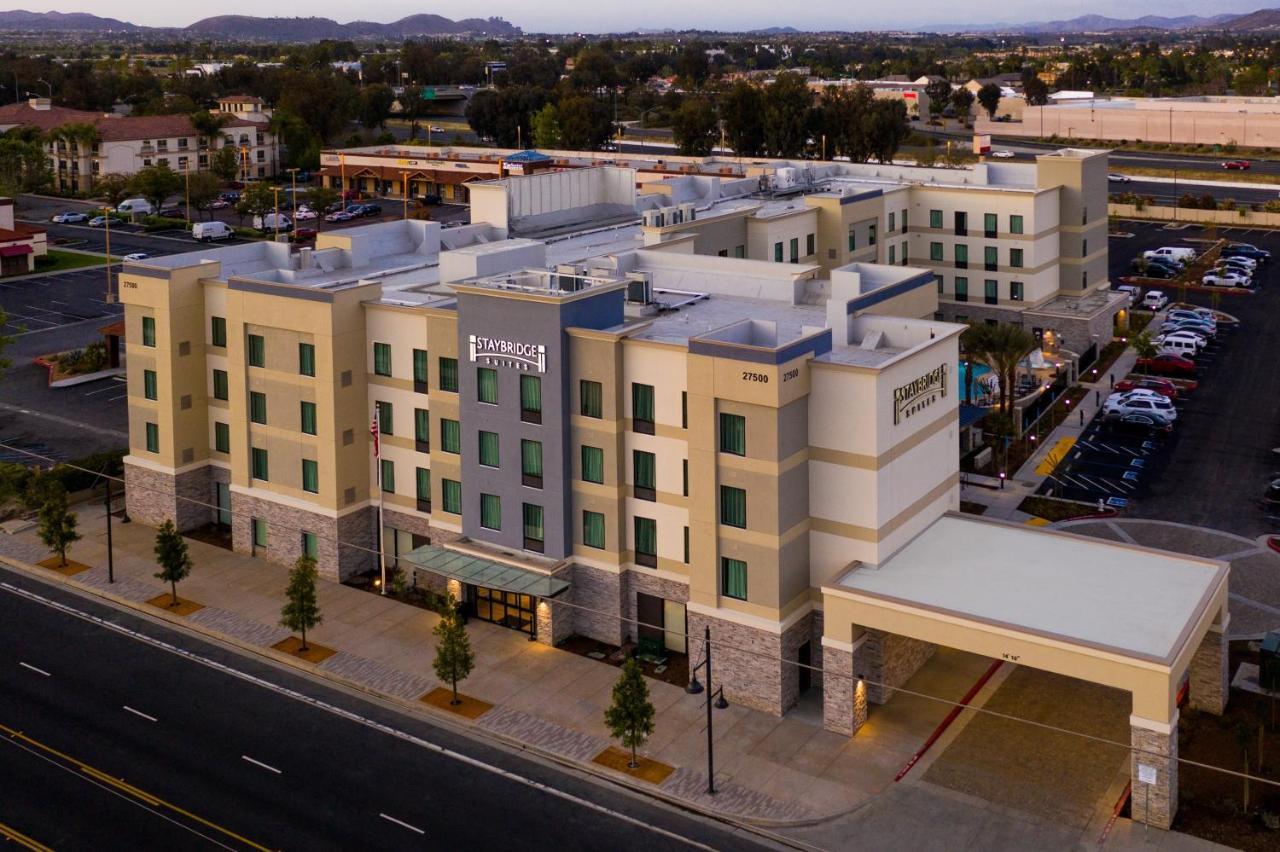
[1109,373,1114,389]
[1095,389,1100,405]
[1080,410,1084,426]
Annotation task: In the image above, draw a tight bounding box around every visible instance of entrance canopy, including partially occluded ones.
[823,513,1228,723]
[404,544,570,598]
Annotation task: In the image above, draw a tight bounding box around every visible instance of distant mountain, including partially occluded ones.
[919,11,1248,34]
[0,9,140,31]
[1216,7,1280,30]
[184,14,521,40]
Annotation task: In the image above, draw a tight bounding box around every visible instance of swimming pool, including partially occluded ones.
[958,362,992,396]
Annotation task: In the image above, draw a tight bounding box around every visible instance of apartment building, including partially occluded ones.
[0,97,279,193]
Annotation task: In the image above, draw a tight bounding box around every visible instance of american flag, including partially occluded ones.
[370,409,380,459]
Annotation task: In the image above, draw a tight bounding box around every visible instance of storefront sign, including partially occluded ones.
[893,364,948,424]
[469,334,546,373]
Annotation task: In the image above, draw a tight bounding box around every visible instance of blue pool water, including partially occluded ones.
[958,362,991,391]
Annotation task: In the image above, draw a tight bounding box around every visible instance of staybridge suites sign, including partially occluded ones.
[893,364,948,425]
[468,334,547,373]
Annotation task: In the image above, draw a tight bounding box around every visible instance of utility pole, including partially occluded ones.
[273,185,281,241]
[287,167,299,226]
[686,625,728,794]
[184,163,191,223]
[401,170,409,219]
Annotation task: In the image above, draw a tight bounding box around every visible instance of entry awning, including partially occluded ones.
[0,243,33,257]
[403,544,569,598]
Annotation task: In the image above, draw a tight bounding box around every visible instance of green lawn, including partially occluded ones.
[35,250,108,273]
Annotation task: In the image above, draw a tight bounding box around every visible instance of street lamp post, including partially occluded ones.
[286,167,299,226]
[686,626,729,795]
[184,163,191,223]
[401,170,409,219]
[36,78,51,100]
[272,185,281,240]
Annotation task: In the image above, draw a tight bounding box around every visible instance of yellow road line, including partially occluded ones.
[0,721,270,851]
[1035,436,1076,476]
[0,820,53,852]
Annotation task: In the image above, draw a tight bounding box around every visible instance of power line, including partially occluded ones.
[2,439,1276,789]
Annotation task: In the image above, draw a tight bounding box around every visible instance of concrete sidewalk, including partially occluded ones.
[0,504,1224,850]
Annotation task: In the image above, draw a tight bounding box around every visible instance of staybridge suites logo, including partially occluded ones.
[893,364,948,425]
[468,334,547,373]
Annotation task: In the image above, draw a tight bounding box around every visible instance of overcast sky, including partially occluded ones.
[41,0,1265,32]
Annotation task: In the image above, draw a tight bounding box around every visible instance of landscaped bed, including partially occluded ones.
[34,342,111,384]
[34,249,107,273]
[1016,496,1104,522]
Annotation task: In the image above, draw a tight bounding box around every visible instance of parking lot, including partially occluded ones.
[1040,221,1280,537]
[0,266,122,337]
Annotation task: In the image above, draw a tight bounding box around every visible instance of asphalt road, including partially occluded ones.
[1111,178,1278,206]
[0,569,771,852]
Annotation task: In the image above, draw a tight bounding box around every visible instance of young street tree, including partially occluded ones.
[36,480,79,567]
[924,78,952,122]
[186,171,222,220]
[950,88,975,123]
[432,594,475,705]
[977,82,1003,120]
[153,519,193,607]
[280,554,323,651]
[671,97,718,156]
[604,657,655,769]
[129,163,182,215]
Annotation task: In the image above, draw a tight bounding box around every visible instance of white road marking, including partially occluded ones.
[241,755,282,775]
[123,705,157,722]
[19,661,50,677]
[378,813,425,835]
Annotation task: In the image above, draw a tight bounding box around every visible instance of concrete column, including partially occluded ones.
[446,578,463,604]
[1188,617,1229,716]
[822,641,862,736]
[1130,713,1178,830]
[535,597,573,647]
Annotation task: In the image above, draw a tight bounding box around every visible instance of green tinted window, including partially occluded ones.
[581,446,604,483]
[479,431,500,467]
[300,401,317,435]
[438,357,458,392]
[375,400,393,436]
[380,459,395,493]
[251,447,268,480]
[720,486,747,528]
[145,422,159,453]
[299,342,315,376]
[440,419,460,453]
[480,493,501,530]
[442,479,461,514]
[722,558,748,600]
[413,349,428,386]
[247,334,264,367]
[141,316,155,347]
[477,367,498,404]
[214,422,230,453]
[580,380,602,418]
[143,369,157,400]
[211,316,226,347]
[249,391,267,424]
[583,511,605,549]
[373,342,392,377]
[301,459,318,493]
[212,369,228,400]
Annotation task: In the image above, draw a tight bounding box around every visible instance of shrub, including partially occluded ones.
[140,215,188,232]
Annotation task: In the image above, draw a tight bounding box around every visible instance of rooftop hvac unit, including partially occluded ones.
[643,209,664,228]
[774,167,798,190]
[678,202,696,222]
[665,205,683,225]
[625,273,651,305]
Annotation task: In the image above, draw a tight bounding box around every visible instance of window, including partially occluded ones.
[249,391,267,425]
[1082,238,1088,257]
[521,439,543,488]
[681,392,688,429]
[720,486,747,528]
[416,467,431,512]
[634,517,657,567]
[302,459,319,494]
[683,526,690,564]
[888,245,896,265]
[984,279,998,305]
[298,343,315,377]
[211,316,226,347]
[372,343,391,377]
[806,233,815,256]
[633,450,656,500]
[929,241,943,262]
[442,479,461,514]
[954,276,969,302]
[888,212,896,233]
[247,334,264,367]
[214,422,230,453]
[412,349,428,393]
[1010,281,1024,302]
[522,504,544,552]
[438,357,458,392]
[479,431,500,468]
[935,274,944,294]
[984,246,997,271]
[720,412,745,455]
[901,242,908,265]
[477,367,498,404]
[301,531,317,559]
[1010,248,1024,268]
[141,316,156,347]
[252,519,267,549]
[929,209,943,229]
[251,447,268,480]
[632,383,655,433]
[380,459,395,493]
[207,368,227,402]
[773,241,783,262]
[789,237,799,263]
[375,400,393,436]
[902,210,908,231]
[480,494,501,530]
[722,558,748,600]
[984,213,997,238]
[581,446,604,484]
[953,211,967,235]
[954,244,968,269]
[440,419,460,454]
[583,511,605,549]
[1010,214,1024,234]
[145,422,159,453]
[143,369,157,400]
[520,375,542,424]
[847,230,856,252]
[300,401,317,435]
[734,245,745,258]
[580,380,603,418]
[414,409,429,452]
[682,459,688,496]
[868,224,877,245]
[1082,206,1088,225]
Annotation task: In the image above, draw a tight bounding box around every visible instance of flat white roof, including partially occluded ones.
[835,514,1225,662]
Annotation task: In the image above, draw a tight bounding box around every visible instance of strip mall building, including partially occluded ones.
[120,153,1223,829]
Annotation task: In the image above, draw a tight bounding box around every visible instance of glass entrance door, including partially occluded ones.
[215,482,231,527]
[470,586,535,635]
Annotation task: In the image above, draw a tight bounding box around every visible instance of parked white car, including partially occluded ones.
[293,205,318,221]
[1144,247,1196,266]
[1142,291,1169,310]
[1156,331,1208,353]
[990,150,1015,158]
[121,252,150,262]
[1104,394,1177,424]
[1202,271,1249,287]
[1115,284,1141,305]
[115,198,154,216]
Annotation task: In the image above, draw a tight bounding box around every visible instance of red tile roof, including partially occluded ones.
[0,223,45,242]
[0,102,100,132]
[219,95,263,104]
[0,102,274,144]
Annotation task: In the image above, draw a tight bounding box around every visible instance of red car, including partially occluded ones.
[1222,160,1251,170]
[1136,354,1196,377]
[1115,377,1180,399]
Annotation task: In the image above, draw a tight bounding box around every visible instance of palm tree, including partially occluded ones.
[190,111,231,170]
[959,323,990,405]
[977,323,1037,416]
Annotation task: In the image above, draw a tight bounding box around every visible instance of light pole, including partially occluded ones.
[184,162,191,223]
[686,626,729,795]
[272,185,281,240]
[36,78,51,100]
[400,170,409,219]
[286,167,299,225]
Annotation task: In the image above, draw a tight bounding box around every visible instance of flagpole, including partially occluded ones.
[373,405,387,595]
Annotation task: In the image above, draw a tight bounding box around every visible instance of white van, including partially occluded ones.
[1115,284,1141,305]
[1142,290,1169,310]
[115,198,154,216]
[1143,247,1196,266]
[1159,337,1199,358]
[192,221,234,242]
[253,213,292,232]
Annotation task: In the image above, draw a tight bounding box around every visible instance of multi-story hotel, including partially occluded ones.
[119,156,1224,830]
